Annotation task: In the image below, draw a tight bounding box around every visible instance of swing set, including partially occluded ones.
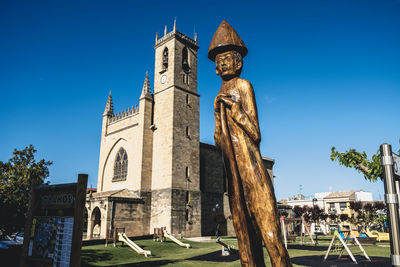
[280,217,315,248]
[323,228,371,264]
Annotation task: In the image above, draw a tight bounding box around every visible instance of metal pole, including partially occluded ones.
[380,143,400,267]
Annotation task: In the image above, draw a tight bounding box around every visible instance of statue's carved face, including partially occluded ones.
[215,51,241,80]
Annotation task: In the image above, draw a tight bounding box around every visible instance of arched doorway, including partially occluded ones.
[92,207,101,239]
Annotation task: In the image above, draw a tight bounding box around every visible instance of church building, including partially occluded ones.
[85,22,275,239]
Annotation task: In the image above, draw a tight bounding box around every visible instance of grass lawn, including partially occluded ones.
[81,236,391,267]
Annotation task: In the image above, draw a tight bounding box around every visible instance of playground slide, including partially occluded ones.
[118,233,151,257]
[163,230,190,248]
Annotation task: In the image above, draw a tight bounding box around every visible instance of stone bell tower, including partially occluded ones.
[150,20,201,237]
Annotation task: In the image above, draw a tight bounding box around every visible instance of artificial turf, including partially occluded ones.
[81,236,391,267]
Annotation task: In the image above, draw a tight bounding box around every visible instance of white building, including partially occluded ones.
[355,190,373,202]
[284,190,372,212]
[285,192,330,209]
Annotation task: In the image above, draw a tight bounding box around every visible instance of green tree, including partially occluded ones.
[348,201,386,231]
[294,205,328,226]
[0,145,52,235]
[330,147,383,182]
[293,205,304,218]
[339,214,349,223]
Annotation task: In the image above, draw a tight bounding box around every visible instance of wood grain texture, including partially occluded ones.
[209,20,292,267]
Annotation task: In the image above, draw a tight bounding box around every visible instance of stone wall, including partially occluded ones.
[139,191,152,235]
[200,142,274,237]
[171,189,201,237]
[172,88,200,191]
[201,192,227,236]
[200,143,229,236]
[138,97,154,192]
[200,143,225,193]
[113,200,147,236]
[150,188,172,232]
[111,191,152,237]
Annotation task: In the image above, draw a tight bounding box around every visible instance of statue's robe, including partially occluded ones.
[214,78,291,267]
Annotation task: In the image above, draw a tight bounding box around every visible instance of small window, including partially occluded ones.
[329,203,335,209]
[185,166,190,179]
[185,209,189,221]
[340,202,347,210]
[182,73,189,85]
[186,94,190,105]
[186,126,190,138]
[186,191,191,205]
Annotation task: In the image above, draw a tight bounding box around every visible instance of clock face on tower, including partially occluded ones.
[161,75,167,84]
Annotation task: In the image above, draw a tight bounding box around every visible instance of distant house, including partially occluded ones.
[282,190,373,214]
[323,190,373,215]
[284,192,330,209]
[281,190,373,234]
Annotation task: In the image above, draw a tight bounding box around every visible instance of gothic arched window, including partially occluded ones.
[162,47,168,70]
[113,148,128,182]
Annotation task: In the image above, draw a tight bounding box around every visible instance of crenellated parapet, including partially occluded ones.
[154,20,198,49]
[155,31,198,49]
[176,31,198,46]
[109,105,139,124]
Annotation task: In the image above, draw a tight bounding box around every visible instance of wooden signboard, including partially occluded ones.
[20,174,88,267]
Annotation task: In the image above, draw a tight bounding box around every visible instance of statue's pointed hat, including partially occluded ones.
[208,20,248,62]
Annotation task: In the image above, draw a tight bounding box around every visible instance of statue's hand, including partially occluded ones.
[215,94,236,109]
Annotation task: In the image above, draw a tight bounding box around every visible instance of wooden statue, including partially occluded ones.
[209,20,292,267]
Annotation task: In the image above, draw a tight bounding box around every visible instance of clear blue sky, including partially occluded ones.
[1,0,399,200]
